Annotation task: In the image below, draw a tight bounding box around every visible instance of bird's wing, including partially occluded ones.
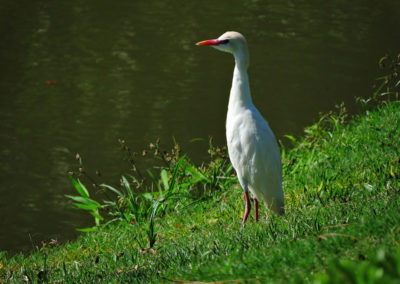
[249,107,282,195]
[226,106,282,193]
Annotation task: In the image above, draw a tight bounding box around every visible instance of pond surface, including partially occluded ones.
[1,0,399,252]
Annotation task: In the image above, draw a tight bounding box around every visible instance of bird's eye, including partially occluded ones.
[219,39,229,44]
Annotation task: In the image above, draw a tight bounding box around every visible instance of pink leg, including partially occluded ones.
[242,191,251,225]
[254,198,259,222]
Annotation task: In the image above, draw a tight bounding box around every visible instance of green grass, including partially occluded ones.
[2,52,400,282]
[1,99,399,283]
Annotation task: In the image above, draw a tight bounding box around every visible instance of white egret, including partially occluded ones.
[196,31,284,224]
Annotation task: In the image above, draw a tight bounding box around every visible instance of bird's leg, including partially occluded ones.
[254,197,259,222]
[242,190,251,225]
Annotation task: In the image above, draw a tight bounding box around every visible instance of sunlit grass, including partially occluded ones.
[0,99,398,283]
[1,56,400,283]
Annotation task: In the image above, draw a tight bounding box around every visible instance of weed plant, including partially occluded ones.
[66,137,236,249]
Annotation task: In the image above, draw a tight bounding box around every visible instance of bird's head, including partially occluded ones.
[196,31,249,68]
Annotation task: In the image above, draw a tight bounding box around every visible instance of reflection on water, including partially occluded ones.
[0,0,399,252]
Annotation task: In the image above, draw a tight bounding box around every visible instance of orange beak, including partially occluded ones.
[196,39,222,46]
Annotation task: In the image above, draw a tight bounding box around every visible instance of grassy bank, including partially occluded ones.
[1,98,399,283]
[2,51,400,283]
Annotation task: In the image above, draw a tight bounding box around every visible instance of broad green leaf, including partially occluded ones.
[101,184,124,197]
[76,227,98,232]
[121,176,132,195]
[284,135,297,143]
[72,203,100,211]
[378,56,387,66]
[142,193,154,201]
[65,195,100,206]
[224,164,233,177]
[161,170,169,190]
[167,155,186,194]
[147,170,161,191]
[90,210,104,221]
[184,162,210,183]
[68,174,89,198]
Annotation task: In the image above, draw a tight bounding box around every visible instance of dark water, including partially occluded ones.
[1,0,399,252]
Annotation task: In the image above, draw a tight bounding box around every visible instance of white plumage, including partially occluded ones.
[197,31,284,224]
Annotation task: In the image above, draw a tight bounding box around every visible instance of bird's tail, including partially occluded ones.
[269,197,285,216]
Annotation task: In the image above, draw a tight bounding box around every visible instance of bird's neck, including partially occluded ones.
[228,59,253,113]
